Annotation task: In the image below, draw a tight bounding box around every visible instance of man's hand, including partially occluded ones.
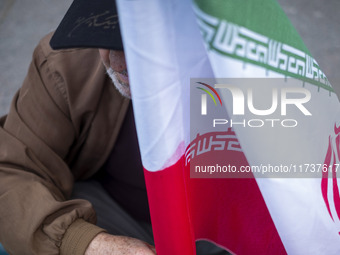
[85,232,157,255]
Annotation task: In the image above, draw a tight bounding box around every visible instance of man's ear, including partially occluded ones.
[98,49,110,69]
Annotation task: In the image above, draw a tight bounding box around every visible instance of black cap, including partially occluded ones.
[50,0,123,50]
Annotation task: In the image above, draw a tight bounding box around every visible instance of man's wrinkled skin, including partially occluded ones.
[99,49,131,99]
[85,233,157,255]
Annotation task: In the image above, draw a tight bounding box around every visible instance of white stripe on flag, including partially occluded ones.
[117,0,213,171]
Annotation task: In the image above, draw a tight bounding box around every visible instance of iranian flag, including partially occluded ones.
[116,0,340,254]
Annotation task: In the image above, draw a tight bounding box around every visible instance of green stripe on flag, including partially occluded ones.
[193,0,334,94]
[194,0,308,52]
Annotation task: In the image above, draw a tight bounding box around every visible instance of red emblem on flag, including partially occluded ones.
[322,124,340,234]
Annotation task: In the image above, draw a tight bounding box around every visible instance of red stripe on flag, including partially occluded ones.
[186,148,286,254]
[144,157,196,255]
[145,154,286,254]
[332,152,340,221]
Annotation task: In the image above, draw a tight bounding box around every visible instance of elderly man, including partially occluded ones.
[0,0,227,254]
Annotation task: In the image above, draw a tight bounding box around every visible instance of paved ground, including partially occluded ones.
[0,0,72,116]
[0,0,339,117]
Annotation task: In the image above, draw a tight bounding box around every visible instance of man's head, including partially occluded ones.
[50,0,130,98]
[99,49,131,98]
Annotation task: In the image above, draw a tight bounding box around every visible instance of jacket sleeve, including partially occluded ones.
[0,34,105,255]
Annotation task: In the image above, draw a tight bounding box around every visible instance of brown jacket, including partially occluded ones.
[0,32,130,255]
